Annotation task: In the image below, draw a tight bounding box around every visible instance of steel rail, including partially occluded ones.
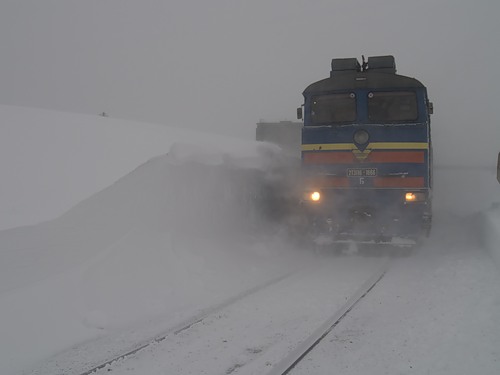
[267,259,391,375]
[74,270,297,375]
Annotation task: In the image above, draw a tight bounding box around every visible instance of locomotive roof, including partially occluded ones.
[303,72,425,95]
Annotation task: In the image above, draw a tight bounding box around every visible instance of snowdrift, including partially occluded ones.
[0,137,301,375]
[0,105,276,231]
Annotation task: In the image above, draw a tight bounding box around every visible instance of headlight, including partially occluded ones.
[405,192,426,202]
[354,129,369,145]
[303,191,321,202]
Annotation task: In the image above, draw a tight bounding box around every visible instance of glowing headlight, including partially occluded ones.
[405,192,426,202]
[303,191,321,202]
[311,191,321,201]
[405,192,416,202]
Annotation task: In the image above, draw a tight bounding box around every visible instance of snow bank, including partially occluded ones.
[0,108,302,375]
[0,105,263,230]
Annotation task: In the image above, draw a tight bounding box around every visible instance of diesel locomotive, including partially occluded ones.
[296,55,433,245]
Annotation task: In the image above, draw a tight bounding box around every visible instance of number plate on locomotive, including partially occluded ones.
[347,168,377,177]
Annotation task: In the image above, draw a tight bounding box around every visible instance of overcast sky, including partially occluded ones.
[1,0,499,166]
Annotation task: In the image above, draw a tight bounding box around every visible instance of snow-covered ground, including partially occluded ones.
[0,106,499,374]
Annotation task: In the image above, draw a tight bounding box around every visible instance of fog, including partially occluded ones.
[1,0,498,167]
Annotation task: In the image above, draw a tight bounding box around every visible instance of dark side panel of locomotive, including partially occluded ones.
[299,56,433,243]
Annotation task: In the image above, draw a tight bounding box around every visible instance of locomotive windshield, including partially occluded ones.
[311,93,356,124]
[367,91,418,122]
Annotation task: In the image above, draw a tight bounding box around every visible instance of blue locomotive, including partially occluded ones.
[296,56,433,245]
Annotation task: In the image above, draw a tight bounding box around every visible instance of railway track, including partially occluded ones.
[26,270,297,375]
[77,270,297,375]
[267,261,390,375]
[30,254,392,375]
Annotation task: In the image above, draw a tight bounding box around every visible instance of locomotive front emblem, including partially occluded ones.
[352,148,372,161]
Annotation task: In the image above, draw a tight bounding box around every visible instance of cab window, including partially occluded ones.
[311,93,356,124]
[368,91,418,122]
